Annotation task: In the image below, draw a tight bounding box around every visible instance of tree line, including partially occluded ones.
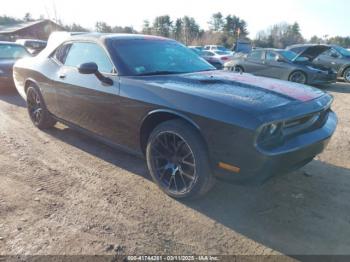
[0,13,349,48]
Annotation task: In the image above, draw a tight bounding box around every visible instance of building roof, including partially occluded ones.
[0,19,63,34]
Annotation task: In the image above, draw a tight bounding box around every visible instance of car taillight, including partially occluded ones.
[221,57,229,61]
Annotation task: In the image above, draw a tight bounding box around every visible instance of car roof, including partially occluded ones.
[67,32,170,43]
[0,41,24,46]
[252,48,284,52]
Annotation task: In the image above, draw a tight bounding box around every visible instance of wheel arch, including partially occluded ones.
[139,109,203,155]
[24,78,40,94]
[340,65,350,77]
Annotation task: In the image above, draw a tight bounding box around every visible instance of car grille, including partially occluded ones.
[283,108,330,137]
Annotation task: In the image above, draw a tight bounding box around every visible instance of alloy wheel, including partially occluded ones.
[344,69,350,82]
[149,131,197,195]
[27,88,43,125]
[289,71,307,84]
[233,66,243,73]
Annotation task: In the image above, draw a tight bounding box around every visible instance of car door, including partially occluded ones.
[314,48,342,72]
[51,41,123,143]
[243,50,266,75]
[262,51,291,79]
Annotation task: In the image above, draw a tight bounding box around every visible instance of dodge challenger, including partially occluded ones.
[13,33,337,199]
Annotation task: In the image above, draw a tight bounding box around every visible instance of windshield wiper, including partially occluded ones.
[137,71,184,76]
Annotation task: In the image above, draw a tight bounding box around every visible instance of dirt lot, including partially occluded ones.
[0,82,350,257]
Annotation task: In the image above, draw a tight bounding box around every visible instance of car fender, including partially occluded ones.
[141,108,201,131]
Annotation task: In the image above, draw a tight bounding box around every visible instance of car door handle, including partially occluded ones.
[59,73,66,79]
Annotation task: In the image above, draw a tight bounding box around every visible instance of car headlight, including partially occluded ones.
[257,122,283,146]
[306,66,328,74]
[0,69,4,74]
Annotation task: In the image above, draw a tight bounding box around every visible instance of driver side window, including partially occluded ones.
[265,51,277,61]
[63,42,114,73]
[248,50,263,61]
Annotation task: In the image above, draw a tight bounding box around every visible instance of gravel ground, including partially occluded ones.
[0,82,349,257]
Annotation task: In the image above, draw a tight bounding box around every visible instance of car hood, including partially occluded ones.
[0,59,16,66]
[142,70,325,114]
[293,45,331,61]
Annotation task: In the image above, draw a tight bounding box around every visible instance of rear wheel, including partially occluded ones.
[146,120,215,199]
[232,65,244,73]
[343,67,350,83]
[26,85,56,129]
[289,71,307,84]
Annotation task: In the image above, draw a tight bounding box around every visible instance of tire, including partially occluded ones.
[343,67,350,83]
[232,65,244,73]
[288,71,307,84]
[146,119,215,199]
[26,85,56,129]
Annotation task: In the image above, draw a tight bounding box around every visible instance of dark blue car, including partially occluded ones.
[13,33,337,198]
[0,42,30,89]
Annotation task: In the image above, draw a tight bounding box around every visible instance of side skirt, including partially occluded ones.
[51,114,144,159]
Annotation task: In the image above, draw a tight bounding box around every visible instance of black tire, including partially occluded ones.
[146,119,215,199]
[26,85,56,129]
[288,71,307,84]
[232,65,244,73]
[343,67,350,83]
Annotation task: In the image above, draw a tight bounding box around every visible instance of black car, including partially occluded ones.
[16,39,47,55]
[287,44,350,83]
[0,41,31,89]
[13,33,337,198]
[224,48,337,85]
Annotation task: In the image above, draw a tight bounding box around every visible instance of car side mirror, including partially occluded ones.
[78,62,98,74]
[275,55,285,62]
[78,62,113,85]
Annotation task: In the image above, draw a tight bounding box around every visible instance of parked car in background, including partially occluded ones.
[16,39,47,55]
[188,45,203,52]
[287,44,350,83]
[201,50,233,69]
[224,48,337,85]
[0,41,31,89]
[204,45,232,53]
[14,33,337,199]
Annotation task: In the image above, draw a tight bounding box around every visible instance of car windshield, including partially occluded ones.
[0,44,30,59]
[109,38,215,76]
[279,50,308,62]
[332,45,350,57]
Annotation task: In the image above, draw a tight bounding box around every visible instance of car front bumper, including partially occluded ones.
[214,111,338,184]
[308,72,337,85]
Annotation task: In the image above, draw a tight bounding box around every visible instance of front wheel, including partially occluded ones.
[26,86,56,129]
[289,71,307,84]
[343,67,350,83]
[146,120,215,199]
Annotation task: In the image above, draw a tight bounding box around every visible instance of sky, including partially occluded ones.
[2,0,349,39]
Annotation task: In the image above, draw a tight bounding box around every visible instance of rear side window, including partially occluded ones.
[53,44,72,64]
[64,42,114,73]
